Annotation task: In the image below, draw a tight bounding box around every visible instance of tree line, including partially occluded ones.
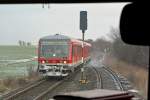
[18,40,32,46]
[88,27,149,68]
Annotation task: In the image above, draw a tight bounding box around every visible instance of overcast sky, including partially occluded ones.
[0,3,127,45]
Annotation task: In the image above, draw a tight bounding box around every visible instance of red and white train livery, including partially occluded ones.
[38,34,91,77]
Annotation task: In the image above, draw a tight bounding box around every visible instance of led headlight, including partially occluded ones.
[63,61,67,64]
[41,60,45,64]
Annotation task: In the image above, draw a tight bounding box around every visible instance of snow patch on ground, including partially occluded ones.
[0,56,37,65]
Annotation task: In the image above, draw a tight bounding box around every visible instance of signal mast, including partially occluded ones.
[79,11,88,84]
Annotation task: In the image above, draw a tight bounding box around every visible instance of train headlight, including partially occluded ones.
[41,60,45,64]
[63,61,67,64]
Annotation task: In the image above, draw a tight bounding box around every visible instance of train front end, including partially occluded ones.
[38,34,71,77]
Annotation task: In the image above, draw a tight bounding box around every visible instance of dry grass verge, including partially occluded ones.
[0,66,40,94]
[103,54,148,99]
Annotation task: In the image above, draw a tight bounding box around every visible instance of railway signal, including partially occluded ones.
[80,11,87,33]
[79,68,88,84]
[80,11,88,64]
[79,11,88,84]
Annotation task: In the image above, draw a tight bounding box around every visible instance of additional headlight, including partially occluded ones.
[64,61,67,64]
[41,60,45,64]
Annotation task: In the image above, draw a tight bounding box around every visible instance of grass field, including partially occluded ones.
[0,45,37,60]
[0,45,40,94]
[0,45,38,79]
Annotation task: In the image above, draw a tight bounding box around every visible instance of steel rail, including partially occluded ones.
[90,66,103,89]
[102,66,124,91]
[33,80,64,100]
[33,68,81,100]
[4,79,46,100]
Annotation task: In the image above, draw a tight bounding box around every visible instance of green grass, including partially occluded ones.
[0,61,38,79]
[0,45,38,79]
[0,45,37,60]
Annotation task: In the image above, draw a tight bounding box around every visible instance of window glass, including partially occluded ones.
[0,3,148,100]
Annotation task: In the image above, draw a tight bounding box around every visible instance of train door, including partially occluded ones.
[72,45,75,64]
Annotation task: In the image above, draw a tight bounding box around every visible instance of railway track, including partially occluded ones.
[89,63,124,91]
[102,66,124,91]
[3,79,46,100]
[2,69,80,100]
[2,77,68,100]
[91,65,145,100]
[33,69,82,100]
[41,65,125,100]
[2,79,48,100]
[2,65,125,100]
[90,66,102,89]
[33,79,65,100]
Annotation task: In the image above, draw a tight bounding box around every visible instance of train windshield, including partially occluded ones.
[40,43,69,58]
[0,3,149,100]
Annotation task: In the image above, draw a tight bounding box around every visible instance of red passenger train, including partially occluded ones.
[38,34,91,77]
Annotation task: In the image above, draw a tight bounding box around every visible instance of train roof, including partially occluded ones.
[40,34,70,41]
[40,34,91,46]
[71,39,91,46]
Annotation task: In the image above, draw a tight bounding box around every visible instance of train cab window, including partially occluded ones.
[0,3,149,100]
[40,43,69,58]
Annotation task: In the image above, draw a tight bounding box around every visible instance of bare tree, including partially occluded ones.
[109,27,149,67]
[27,42,31,46]
[18,40,22,46]
[22,41,26,46]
